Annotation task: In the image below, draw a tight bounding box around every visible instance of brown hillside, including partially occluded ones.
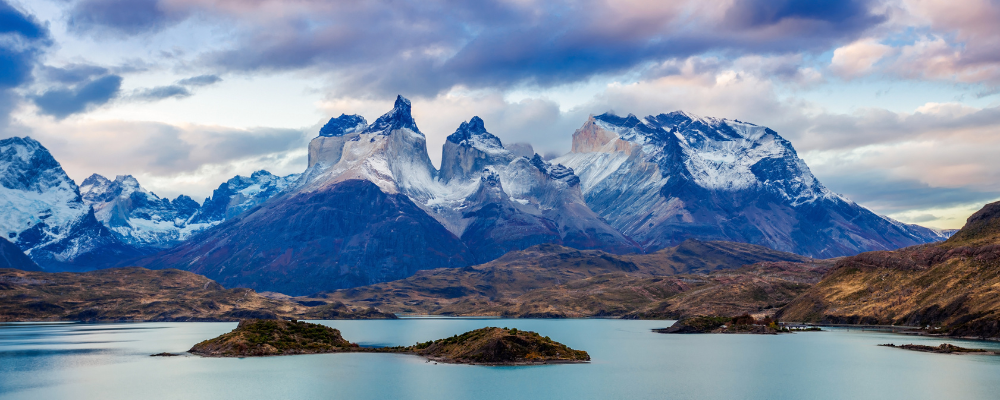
[316,242,824,318]
[779,201,1000,338]
[0,267,395,322]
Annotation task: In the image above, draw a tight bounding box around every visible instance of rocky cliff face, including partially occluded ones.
[0,236,40,271]
[458,168,562,260]
[0,137,139,270]
[188,170,300,224]
[7,99,952,291]
[554,112,947,258]
[80,170,298,251]
[136,179,473,295]
[81,174,203,248]
[133,97,474,294]
[419,116,640,258]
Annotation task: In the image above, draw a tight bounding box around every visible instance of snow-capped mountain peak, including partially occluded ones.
[319,114,367,137]
[440,117,514,183]
[304,95,437,197]
[446,116,505,153]
[555,111,945,258]
[361,95,421,136]
[1,137,89,245]
[0,137,136,270]
[574,111,832,204]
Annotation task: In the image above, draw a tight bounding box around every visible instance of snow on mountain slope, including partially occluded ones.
[410,115,640,257]
[189,170,300,224]
[79,170,298,249]
[302,95,437,197]
[132,96,474,294]
[0,137,139,270]
[81,174,205,248]
[134,96,638,292]
[555,112,947,258]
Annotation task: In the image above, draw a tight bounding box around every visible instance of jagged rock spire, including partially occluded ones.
[446,116,503,149]
[363,95,420,135]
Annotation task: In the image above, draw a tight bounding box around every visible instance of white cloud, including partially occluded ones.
[830,38,892,78]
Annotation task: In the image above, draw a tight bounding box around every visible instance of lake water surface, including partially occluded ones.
[3,318,1000,400]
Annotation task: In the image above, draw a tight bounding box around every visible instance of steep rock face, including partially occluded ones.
[136,180,473,295]
[0,137,138,270]
[300,96,437,198]
[81,174,204,248]
[418,117,640,258]
[554,112,947,258]
[136,97,473,294]
[308,114,368,169]
[0,236,41,271]
[440,116,509,182]
[458,168,561,260]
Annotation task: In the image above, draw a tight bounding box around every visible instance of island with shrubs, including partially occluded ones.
[654,314,821,334]
[879,343,999,355]
[187,319,589,365]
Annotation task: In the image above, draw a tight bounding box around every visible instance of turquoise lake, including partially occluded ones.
[3,318,1000,399]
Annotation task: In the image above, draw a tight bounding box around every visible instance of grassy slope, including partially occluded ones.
[0,267,395,321]
[315,242,824,318]
[779,201,1000,338]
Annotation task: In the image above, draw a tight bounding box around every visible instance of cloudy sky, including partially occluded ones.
[2,0,999,229]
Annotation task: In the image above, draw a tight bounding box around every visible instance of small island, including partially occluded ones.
[187,319,589,365]
[190,319,359,357]
[410,327,590,365]
[654,314,816,334]
[879,343,999,355]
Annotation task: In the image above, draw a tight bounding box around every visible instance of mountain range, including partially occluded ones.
[0,96,949,293]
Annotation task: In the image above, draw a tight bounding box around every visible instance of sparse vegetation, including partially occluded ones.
[315,243,830,319]
[0,267,397,322]
[655,314,809,334]
[879,343,997,355]
[778,200,1000,339]
[189,319,356,357]
[187,320,589,364]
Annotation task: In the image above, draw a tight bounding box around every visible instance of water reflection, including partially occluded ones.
[1,320,1000,400]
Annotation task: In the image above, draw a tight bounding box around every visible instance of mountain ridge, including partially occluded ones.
[778,200,1000,338]
[554,111,946,258]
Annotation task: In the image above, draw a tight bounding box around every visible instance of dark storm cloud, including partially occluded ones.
[31,75,123,119]
[194,0,888,96]
[67,0,187,36]
[131,85,191,101]
[37,64,110,84]
[725,0,885,30]
[820,172,1000,215]
[793,105,1000,152]
[177,74,221,87]
[0,0,50,126]
[0,1,46,39]
[199,127,307,163]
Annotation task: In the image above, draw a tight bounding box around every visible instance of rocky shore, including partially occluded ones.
[654,315,817,334]
[879,343,999,355]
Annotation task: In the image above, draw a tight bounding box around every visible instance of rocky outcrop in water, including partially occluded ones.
[189,321,590,365]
